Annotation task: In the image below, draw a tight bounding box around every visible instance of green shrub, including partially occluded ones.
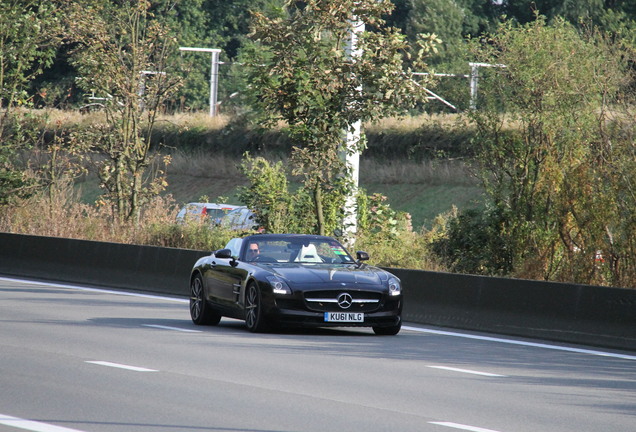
[432,206,512,275]
[355,193,445,270]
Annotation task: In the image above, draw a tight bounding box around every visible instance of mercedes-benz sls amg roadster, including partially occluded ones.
[189,234,402,335]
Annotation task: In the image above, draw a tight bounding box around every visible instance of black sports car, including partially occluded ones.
[189,234,403,335]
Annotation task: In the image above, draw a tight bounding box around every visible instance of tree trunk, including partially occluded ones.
[313,185,325,236]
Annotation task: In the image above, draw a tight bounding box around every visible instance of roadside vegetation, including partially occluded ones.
[2,1,636,288]
[0,110,466,273]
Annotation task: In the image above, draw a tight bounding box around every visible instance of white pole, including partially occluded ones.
[469,63,479,110]
[179,47,222,116]
[468,62,506,110]
[209,50,220,116]
[342,18,364,245]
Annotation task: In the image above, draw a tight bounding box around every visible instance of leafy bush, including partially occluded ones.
[356,193,446,270]
[141,222,237,251]
[234,154,448,270]
[432,206,512,275]
[457,16,636,286]
[237,152,347,235]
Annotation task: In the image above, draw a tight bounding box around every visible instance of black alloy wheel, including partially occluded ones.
[245,282,269,333]
[190,274,221,325]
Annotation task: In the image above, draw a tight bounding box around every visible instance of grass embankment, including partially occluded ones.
[155,155,482,230]
[161,113,480,229]
[46,109,483,230]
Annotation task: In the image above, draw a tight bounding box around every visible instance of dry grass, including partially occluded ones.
[34,108,468,133]
[0,182,235,251]
[364,113,469,131]
[36,108,232,130]
[167,150,476,186]
[167,150,244,178]
[154,112,231,130]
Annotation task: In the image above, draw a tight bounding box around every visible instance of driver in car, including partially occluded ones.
[247,242,260,261]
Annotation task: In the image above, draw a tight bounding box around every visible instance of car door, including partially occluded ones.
[203,256,247,307]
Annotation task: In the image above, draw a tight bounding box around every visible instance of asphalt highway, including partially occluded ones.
[1,276,635,432]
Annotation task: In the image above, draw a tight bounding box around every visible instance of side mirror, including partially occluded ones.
[356,251,369,261]
[214,249,233,259]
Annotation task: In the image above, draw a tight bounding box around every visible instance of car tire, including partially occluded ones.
[190,274,222,325]
[372,320,401,336]
[245,282,270,333]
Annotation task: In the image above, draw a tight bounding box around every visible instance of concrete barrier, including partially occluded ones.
[0,232,207,296]
[387,268,636,350]
[1,232,634,350]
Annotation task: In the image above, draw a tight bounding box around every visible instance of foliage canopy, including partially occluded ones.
[67,0,183,223]
[435,16,636,287]
[244,0,437,235]
[0,0,63,204]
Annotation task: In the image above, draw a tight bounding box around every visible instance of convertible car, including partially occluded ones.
[189,234,403,335]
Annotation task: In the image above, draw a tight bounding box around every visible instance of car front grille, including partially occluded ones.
[303,290,382,313]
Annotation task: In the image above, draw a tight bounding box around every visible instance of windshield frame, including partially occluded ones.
[236,235,356,264]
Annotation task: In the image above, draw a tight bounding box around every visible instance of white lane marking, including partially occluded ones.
[73,287,188,303]
[403,326,636,361]
[0,413,86,432]
[0,276,188,303]
[429,421,502,432]
[142,324,201,333]
[428,366,506,377]
[85,361,158,372]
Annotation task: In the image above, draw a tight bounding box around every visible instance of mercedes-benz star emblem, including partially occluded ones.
[337,293,353,309]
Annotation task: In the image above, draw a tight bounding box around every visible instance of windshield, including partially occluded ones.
[241,237,355,264]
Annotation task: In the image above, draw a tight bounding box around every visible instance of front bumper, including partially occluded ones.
[264,293,402,328]
[272,309,402,328]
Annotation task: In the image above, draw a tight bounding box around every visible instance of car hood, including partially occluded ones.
[264,263,387,286]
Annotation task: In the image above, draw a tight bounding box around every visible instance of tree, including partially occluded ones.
[237,153,295,233]
[156,0,286,111]
[245,0,438,235]
[405,0,488,66]
[0,0,63,204]
[443,16,632,285]
[503,0,604,25]
[67,0,183,224]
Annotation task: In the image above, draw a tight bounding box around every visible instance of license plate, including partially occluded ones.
[324,312,364,322]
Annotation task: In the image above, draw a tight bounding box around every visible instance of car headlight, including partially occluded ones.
[388,277,401,296]
[266,276,292,295]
